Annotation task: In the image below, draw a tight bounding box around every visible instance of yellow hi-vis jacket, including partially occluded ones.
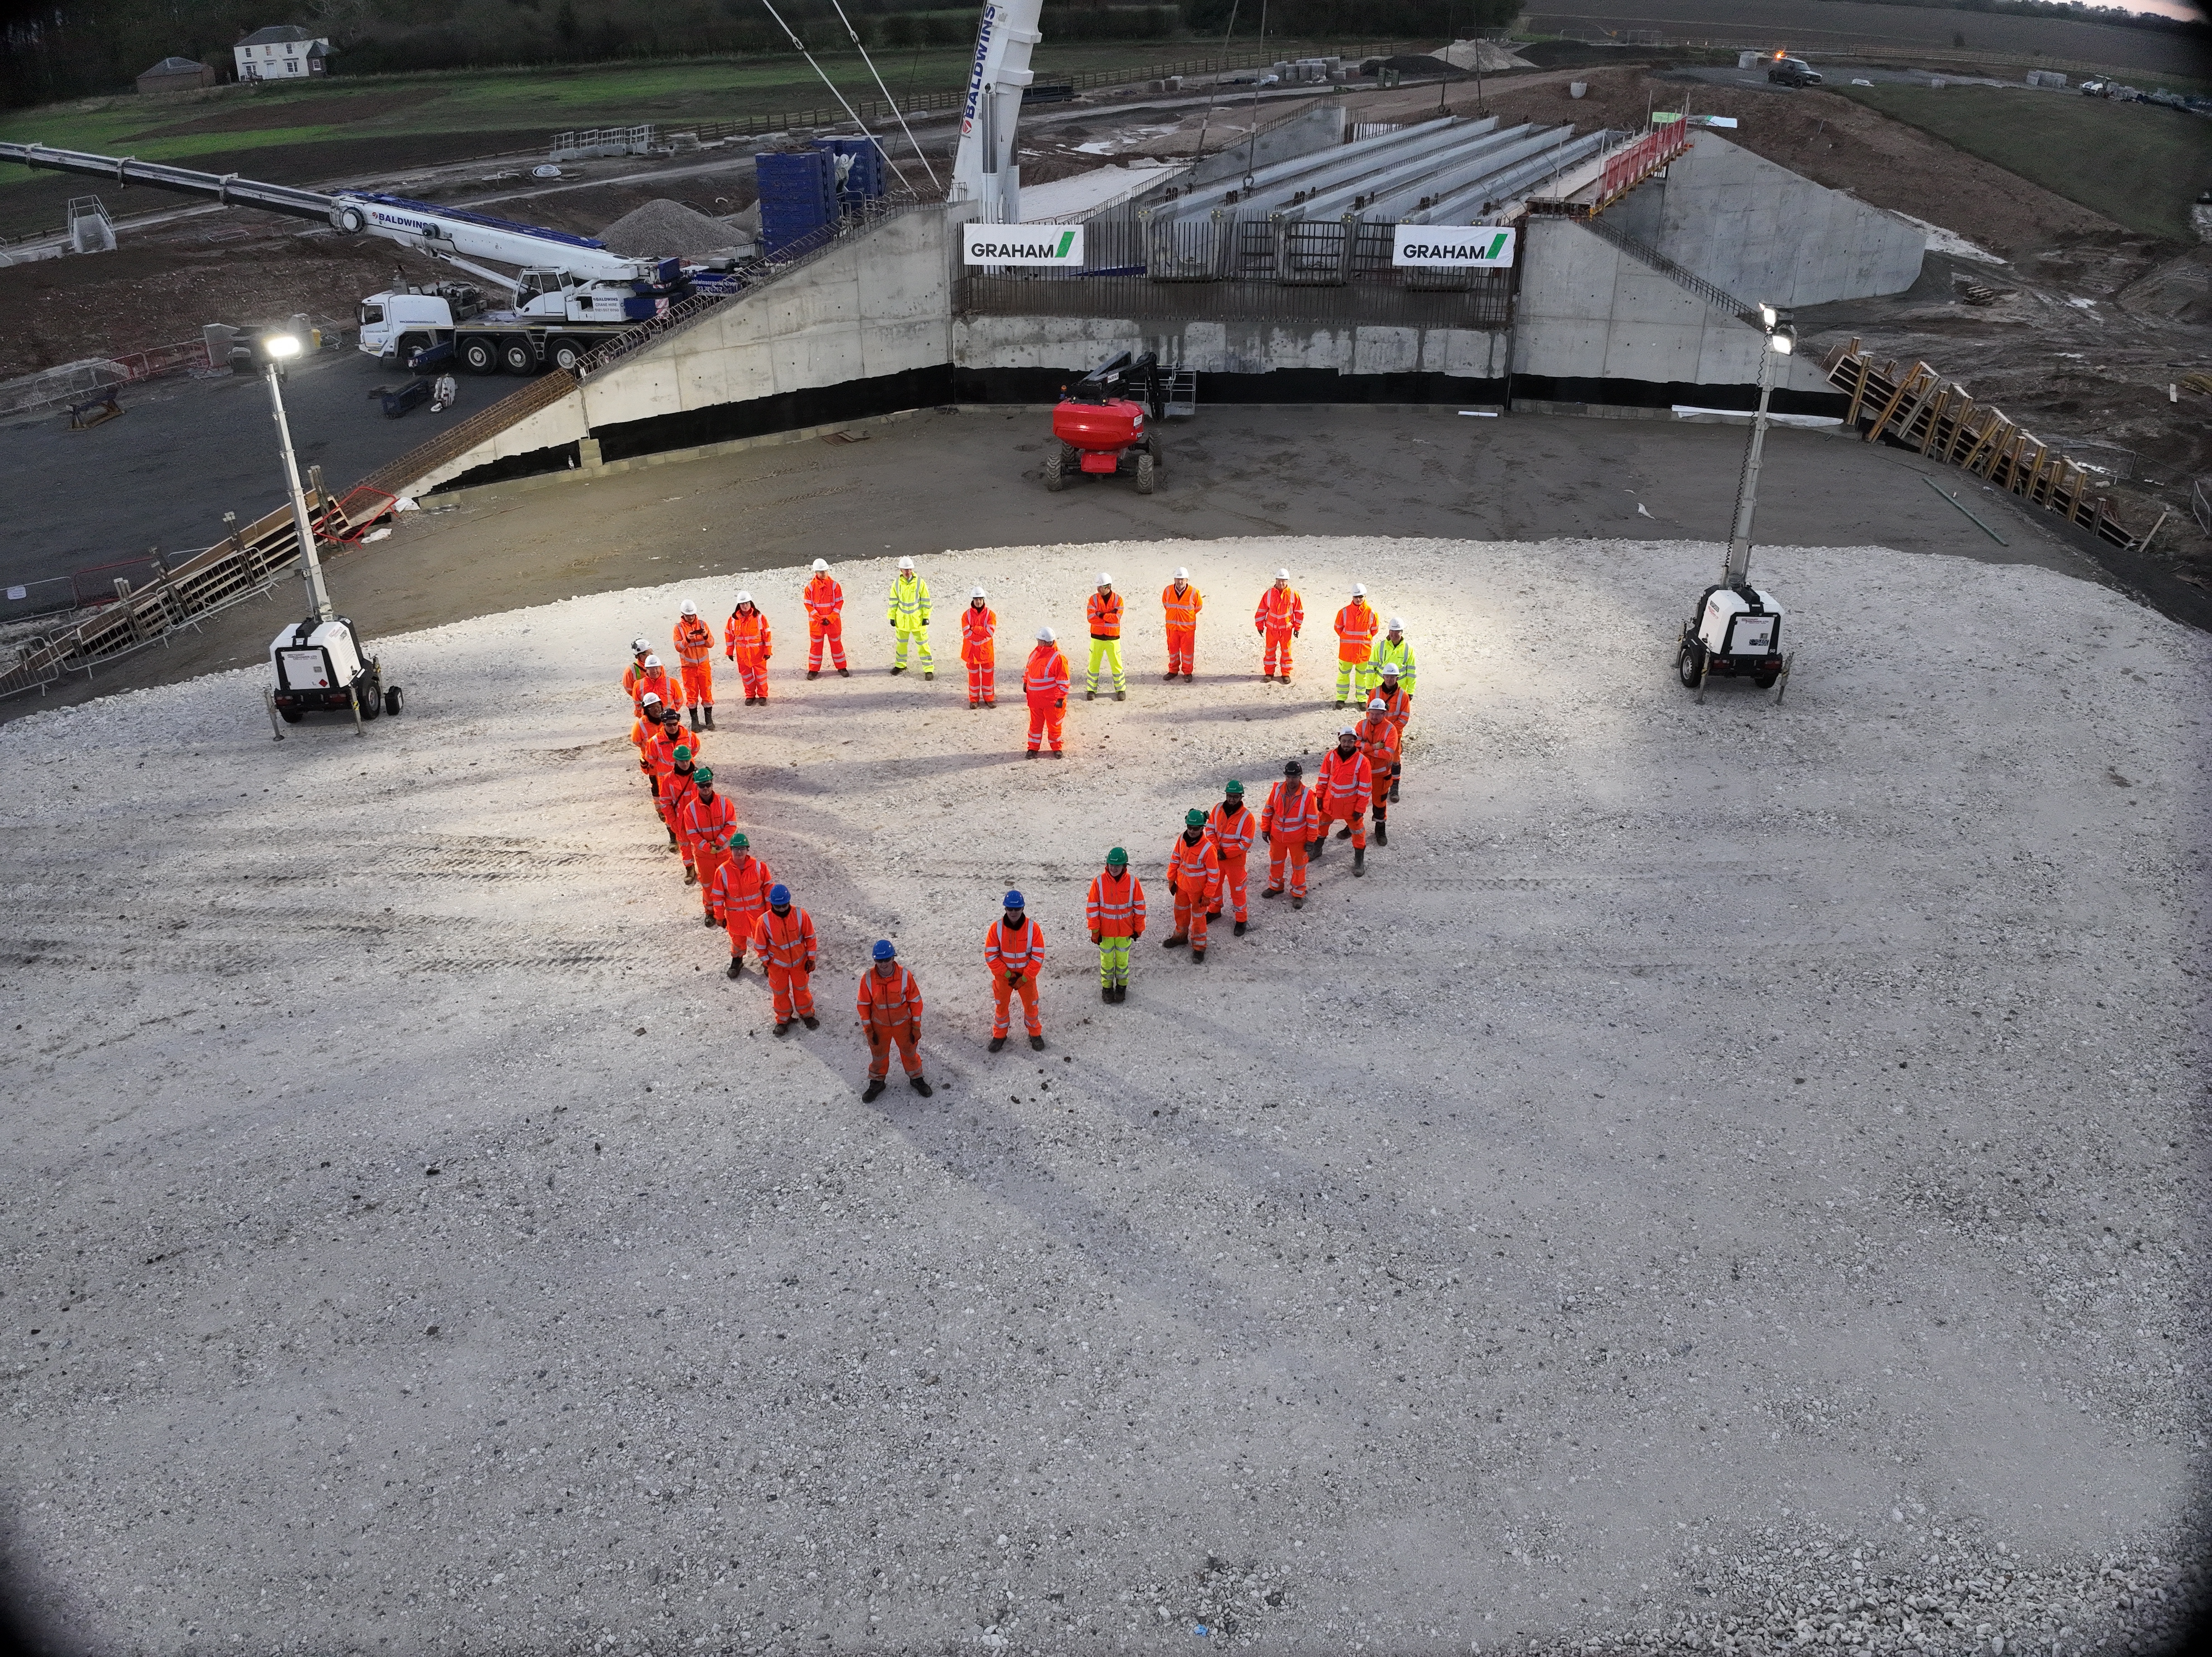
[1367,633,1416,692]
[887,573,932,627]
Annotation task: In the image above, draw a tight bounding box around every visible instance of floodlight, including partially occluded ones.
[1771,333,1794,356]
[261,333,303,361]
[1758,304,1777,329]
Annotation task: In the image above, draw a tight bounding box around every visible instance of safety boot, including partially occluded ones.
[726,957,743,978]
[1162,934,1187,949]
[1261,885,1282,899]
[1335,699,1345,710]
[1028,1034,1045,1051]
[1163,671,1176,682]
[800,1015,820,1031]
[684,867,698,886]
[988,1035,1008,1052]
[1389,779,1400,803]
[1261,673,1274,683]
[890,664,905,675]
[703,705,715,728]
[1308,837,1325,859]
[1113,984,1128,1003]
[838,667,850,677]
[1026,750,1039,759]
[1114,689,1126,702]
[773,1019,792,1036]
[923,670,933,681]
[1336,824,1354,839]
[1085,689,1096,701]
[1234,920,1247,937]
[808,670,820,680]
[1353,848,1366,876]
[862,1078,887,1102]
[1049,750,1064,759]
[689,709,701,731]
[910,1076,934,1097]
[1190,948,1206,964]
[1291,895,1305,909]
[1100,986,1113,1004]
[1374,819,1388,846]
[1182,673,1193,683]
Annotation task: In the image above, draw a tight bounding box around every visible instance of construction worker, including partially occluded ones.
[713,833,776,978]
[1332,582,1380,709]
[961,587,997,709]
[1084,571,1127,701]
[680,765,739,903]
[984,890,1046,1052]
[1205,779,1257,937]
[1367,616,1416,706]
[888,555,933,678]
[673,600,716,729]
[658,743,701,868]
[723,591,773,705]
[633,690,666,794]
[1085,847,1146,1003]
[1261,760,1316,908]
[1312,726,1373,877]
[1160,565,1202,681]
[643,703,705,825]
[749,884,819,1036]
[1374,660,1411,802]
[621,637,655,713]
[858,939,931,1099]
[1254,568,1302,682]
[1357,698,1401,846]
[1162,808,1222,963]
[804,557,850,678]
[1023,626,1069,758]
[635,653,679,718]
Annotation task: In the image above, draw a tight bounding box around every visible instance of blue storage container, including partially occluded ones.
[755,149,837,256]
[811,137,888,209]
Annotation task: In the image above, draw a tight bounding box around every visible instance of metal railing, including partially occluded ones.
[1576,212,1753,320]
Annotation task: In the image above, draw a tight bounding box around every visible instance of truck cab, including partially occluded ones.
[357,282,483,359]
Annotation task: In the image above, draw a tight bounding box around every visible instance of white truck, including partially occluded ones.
[0,145,742,374]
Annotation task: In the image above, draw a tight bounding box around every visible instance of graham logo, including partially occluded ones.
[1392,224,1517,269]
[963,225,1085,266]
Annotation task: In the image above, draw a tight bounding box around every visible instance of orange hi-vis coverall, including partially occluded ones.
[858,962,925,1079]
[1161,579,1202,675]
[1166,831,1222,952]
[724,606,773,702]
[1315,745,1373,851]
[1333,599,1379,704]
[1372,682,1412,739]
[1205,798,1258,924]
[713,852,776,955]
[1255,585,1304,678]
[622,655,655,714]
[803,572,848,673]
[644,725,704,809]
[632,663,678,718]
[1358,711,1401,824]
[1085,866,1147,989]
[984,914,1045,1039]
[680,789,739,906]
[1023,641,1070,754]
[960,602,997,707]
[749,905,817,1023]
[1263,776,1316,898]
[1084,589,1127,696]
[672,614,716,710]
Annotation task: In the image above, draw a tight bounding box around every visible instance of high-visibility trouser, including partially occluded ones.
[893,623,933,669]
[1026,705,1064,753]
[1317,801,1366,850]
[732,650,768,700]
[808,617,847,672]
[723,901,768,958]
[764,963,814,1022]
[1354,657,1384,698]
[681,661,713,706]
[966,648,995,705]
[1085,638,1126,694]
[695,845,731,915]
[992,972,1041,1038]
[1165,625,1196,675]
[865,1017,923,1078]
[1334,653,1369,703]
[1262,628,1294,676]
[1173,885,1215,951]
[1216,853,1250,923]
[1096,936,1132,988]
[1370,767,1394,821]
[1266,830,1309,897]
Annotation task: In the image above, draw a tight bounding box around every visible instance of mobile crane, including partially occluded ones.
[0,143,744,373]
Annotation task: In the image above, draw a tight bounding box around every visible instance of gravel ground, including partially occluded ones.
[0,535,2204,1657]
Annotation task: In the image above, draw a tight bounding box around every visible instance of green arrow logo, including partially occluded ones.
[1486,232,1507,260]
[1056,231,1075,259]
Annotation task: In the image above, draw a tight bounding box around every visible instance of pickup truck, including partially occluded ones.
[1768,56,1823,87]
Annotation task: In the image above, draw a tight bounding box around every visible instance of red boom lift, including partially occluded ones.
[1044,350,1194,495]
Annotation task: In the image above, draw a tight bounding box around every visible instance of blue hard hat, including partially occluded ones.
[1003,890,1025,909]
[769,884,791,906]
[873,939,896,961]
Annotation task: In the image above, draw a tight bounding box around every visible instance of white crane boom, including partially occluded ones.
[948,0,1045,223]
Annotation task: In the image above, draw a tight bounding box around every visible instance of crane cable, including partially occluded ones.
[823,0,942,193]
[1187,0,1242,164]
[754,0,915,191]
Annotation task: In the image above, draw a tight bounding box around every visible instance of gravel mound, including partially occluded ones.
[598,197,747,258]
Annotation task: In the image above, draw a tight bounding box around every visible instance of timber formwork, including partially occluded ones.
[1824,340,2140,552]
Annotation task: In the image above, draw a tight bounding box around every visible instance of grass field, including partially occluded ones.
[1832,82,2212,242]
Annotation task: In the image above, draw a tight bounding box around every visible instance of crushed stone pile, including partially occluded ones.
[1439,37,1536,71]
[597,197,748,258]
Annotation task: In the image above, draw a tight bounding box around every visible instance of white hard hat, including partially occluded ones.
[1381,659,1401,675]
[971,586,987,600]
[1351,583,1366,596]
[1037,626,1056,642]
[1388,616,1406,631]
[643,654,662,668]
[898,555,915,570]
[631,636,649,653]
[734,589,753,605]
[1339,725,1357,736]
[1368,697,1387,711]
[811,558,830,572]
[679,600,698,617]
[641,690,662,705]
[1173,566,1190,580]
[1275,568,1291,580]
[1098,571,1113,585]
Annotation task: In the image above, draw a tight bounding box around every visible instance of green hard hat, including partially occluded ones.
[1225,779,1245,795]
[1184,808,1206,828]
[693,766,713,784]
[728,831,749,850]
[674,744,692,761]
[1106,847,1128,867]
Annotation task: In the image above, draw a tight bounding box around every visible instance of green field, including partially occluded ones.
[1834,82,2212,243]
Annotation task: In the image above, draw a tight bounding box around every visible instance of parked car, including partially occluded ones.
[1767,56,1822,87]
[2079,79,2108,96]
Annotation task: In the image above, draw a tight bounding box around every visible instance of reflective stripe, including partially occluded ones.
[888,575,931,623]
[750,908,815,968]
[1317,748,1371,809]
[1255,588,1303,632]
[1368,637,1416,691]
[712,856,775,918]
[1206,803,1256,859]
[804,575,844,620]
[680,791,737,847]
[1085,870,1147,935]
[1264,780,1314,835]
[1161,583,1203,627]
[673,617,714,666]
[1168,835,1219,889]
[1086,591,1124,639]
[857,965,923,1023]
[724,610,771,656]
[1334,601,1378,658]
[985,918,1045,975]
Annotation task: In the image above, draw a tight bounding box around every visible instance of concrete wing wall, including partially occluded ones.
[1513,215,1835,391]
[1606,133,1924,308]
[954,315,1510,379]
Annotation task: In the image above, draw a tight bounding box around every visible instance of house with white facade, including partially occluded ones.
[233,25,331,81]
